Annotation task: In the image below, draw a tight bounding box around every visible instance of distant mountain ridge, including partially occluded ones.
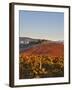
[19,37,64,44]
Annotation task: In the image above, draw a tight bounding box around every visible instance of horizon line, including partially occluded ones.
[19,36,64,41]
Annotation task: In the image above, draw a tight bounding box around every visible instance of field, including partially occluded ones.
[19,38,64,79]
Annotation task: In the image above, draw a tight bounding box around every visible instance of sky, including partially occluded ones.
[19,10,64,41]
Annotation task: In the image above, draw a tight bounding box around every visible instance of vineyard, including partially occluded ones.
[19,55,64,79]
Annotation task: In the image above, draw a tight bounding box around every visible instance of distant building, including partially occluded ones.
[20,40,29,44]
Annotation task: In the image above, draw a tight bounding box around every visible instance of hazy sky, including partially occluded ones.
[19,10,64,41]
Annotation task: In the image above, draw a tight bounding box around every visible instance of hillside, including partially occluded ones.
[19,37,64,52]
[20,42,64,57]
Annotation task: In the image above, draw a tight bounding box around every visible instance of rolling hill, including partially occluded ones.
[20,42,64,57]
